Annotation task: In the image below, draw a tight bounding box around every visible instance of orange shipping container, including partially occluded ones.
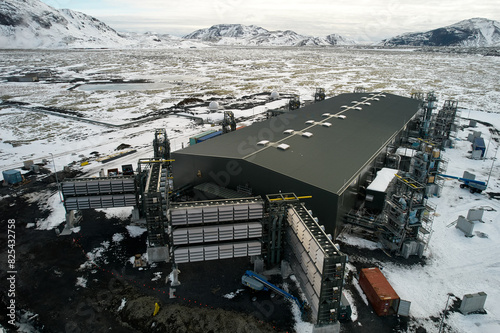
[359,267,399,316]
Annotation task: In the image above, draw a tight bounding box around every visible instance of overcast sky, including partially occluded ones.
[40,0,499,42]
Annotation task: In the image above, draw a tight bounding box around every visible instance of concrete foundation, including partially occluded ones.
[60,210,82,235]
[131,207,141,221]
[467,209,484,222]
[170,267,181,286]
[254,258,264,274]
[169,287,176,299]
[147,246,169,263]
[456,215,475,237]
[463,171,476,180]
[426,183,441,197]
[459,292,487,314]
[401,240,425,259]
[281,260,292,279]
[471,150,482,160]
[443,139,453,149]
[313,322,340,333]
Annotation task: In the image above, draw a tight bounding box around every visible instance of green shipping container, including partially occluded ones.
[189,130,217,145]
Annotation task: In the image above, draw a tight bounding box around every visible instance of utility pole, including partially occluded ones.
[486,144,498,188]
[50,153,63,202]
[438,293,452,333]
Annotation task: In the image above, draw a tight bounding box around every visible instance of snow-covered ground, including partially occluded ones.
[390,114,500,333]
[344,111,500,333]
[1,48,499,178]
[1,48,500,332]
[0,48,499,175]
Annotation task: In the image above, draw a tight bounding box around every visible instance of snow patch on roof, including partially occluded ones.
[366,168,398,192]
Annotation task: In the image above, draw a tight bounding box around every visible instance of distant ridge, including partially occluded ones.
[381,18,500,47]
[1,1,499,49]
[183,24,357,46]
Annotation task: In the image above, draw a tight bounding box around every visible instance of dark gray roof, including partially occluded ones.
[174,93,421,194]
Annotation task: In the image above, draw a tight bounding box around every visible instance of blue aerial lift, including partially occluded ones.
[242,270,304,310]
[242,270,352,322]
[438,174,487,193]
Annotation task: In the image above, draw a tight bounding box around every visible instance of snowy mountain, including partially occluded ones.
[120,31,206,49]
[0,0,206,49]
[183,24,357,46]
[381,18,500,47]
[0,1,355,48]
[0,0,133,48]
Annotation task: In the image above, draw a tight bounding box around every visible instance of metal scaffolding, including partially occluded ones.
[380,174,435,256]
[221,111,236,133]
[143,162,168,247]
[262,193,301,265]
[409,140,448,197]
[289,94,301,110]
[153,128,171,160]
[345,173,436,258]
[421,91,438,139]
[433,100,460,149]
[314,88,326,102]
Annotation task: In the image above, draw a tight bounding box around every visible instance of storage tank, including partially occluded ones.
[270,91,280,100]
[208,101,219,111]
[2,169,23,185]
[359,267,399,316]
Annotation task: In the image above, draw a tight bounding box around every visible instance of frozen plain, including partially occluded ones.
[1,47,500,333]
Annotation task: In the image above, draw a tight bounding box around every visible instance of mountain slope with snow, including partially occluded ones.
[0,0,135,48]
[0,0,206,49]
[0,1,356,49]
[381,18,500,47]
[183,24,357,46]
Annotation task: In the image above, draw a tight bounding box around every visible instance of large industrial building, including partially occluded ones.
[172,92,422,237]
[58,91,440,329]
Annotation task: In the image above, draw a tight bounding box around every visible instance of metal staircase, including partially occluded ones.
[144,163,167,247]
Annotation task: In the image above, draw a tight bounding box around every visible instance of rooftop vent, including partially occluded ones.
[302,132,313,138]
[283,129,294,134]
[257,140,270,146]
[277,144,290,150]
[322,122,332,127]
